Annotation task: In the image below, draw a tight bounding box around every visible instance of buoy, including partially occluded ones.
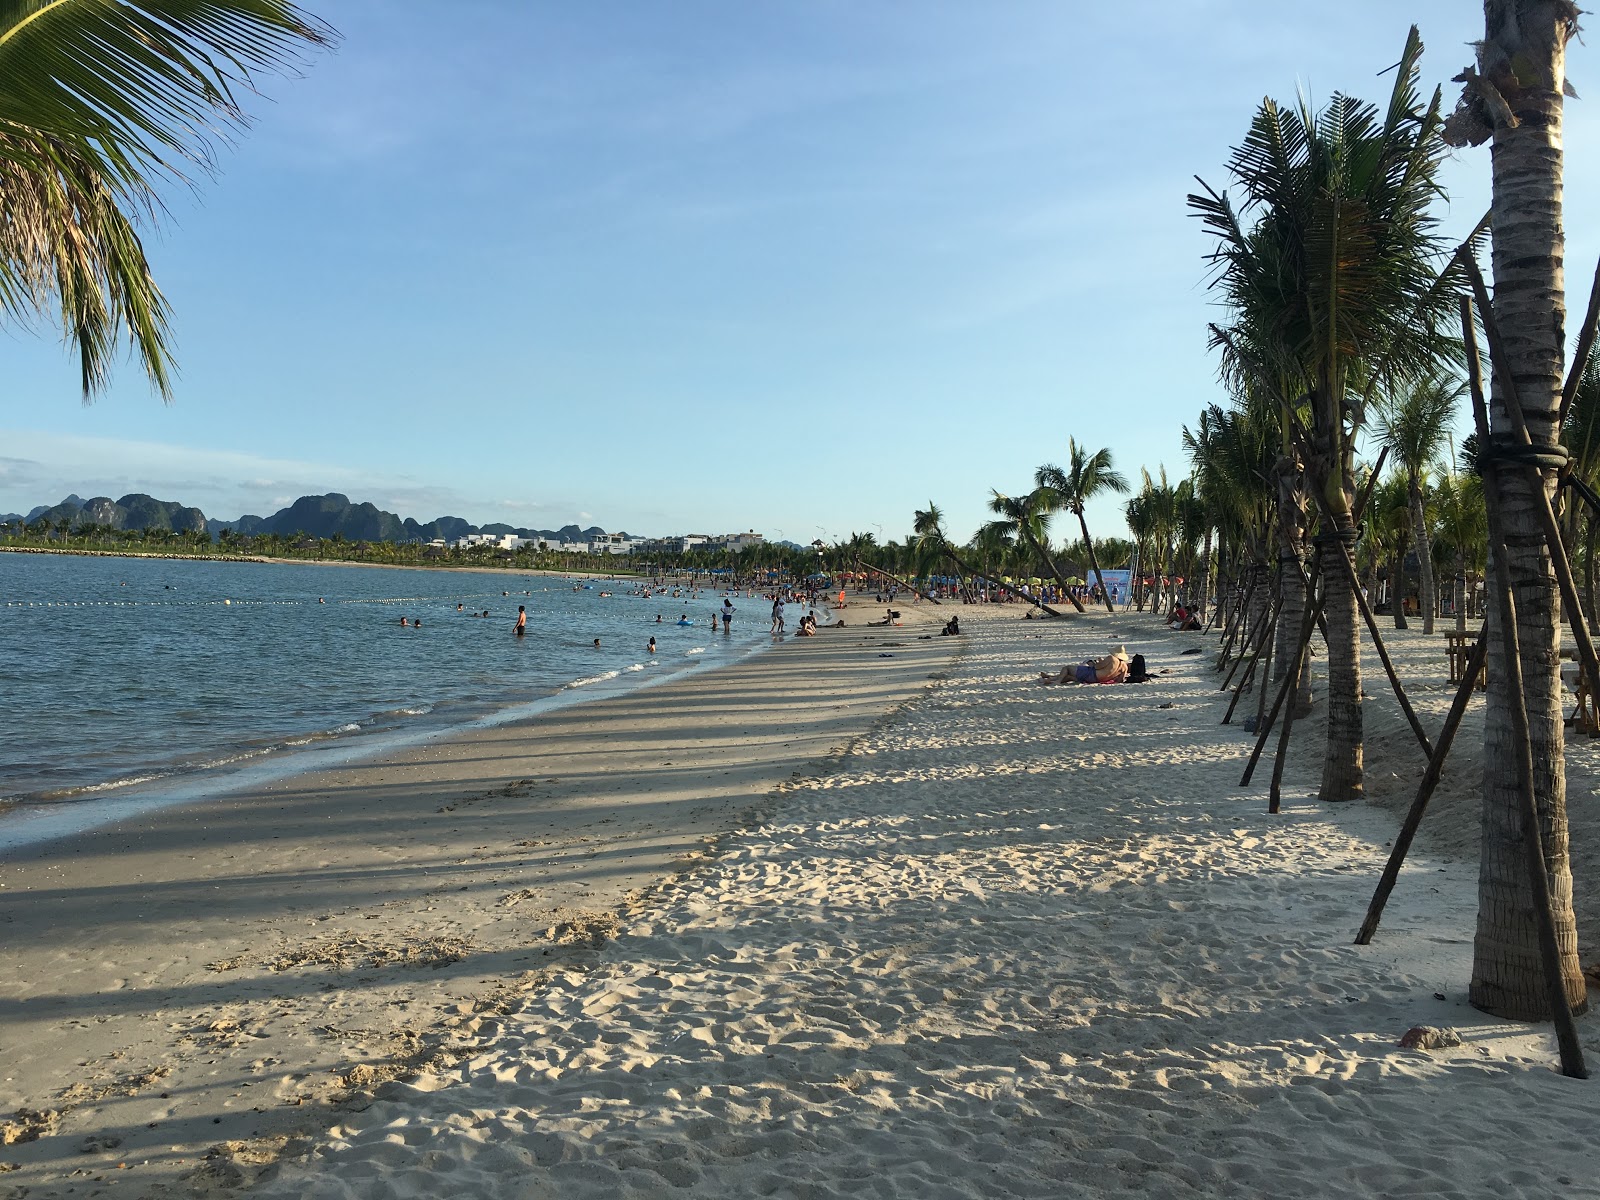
[224,599,232,605]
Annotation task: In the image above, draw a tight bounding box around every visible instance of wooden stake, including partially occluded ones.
[1241,583,1326,788]
[1355,623,1488,944]
[1268,590,1317,814]
[1223,594,1281,723]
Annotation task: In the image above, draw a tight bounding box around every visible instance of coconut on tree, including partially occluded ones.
[1035,439,1129,613]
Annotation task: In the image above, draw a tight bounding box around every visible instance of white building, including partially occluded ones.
[714,530,765,552]
[450,533,531,551]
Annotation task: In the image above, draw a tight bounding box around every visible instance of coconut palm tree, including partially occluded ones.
[1366,473,1415,630]
[986,489,1086,612]
[1442,1,1587,1021]
[0,1,334,398]
[1122,490,1155,611]
[1191,27,1462,802]
[1035,439,1129,613]
[1373,371,1465,634]
[1431,469,1487,628]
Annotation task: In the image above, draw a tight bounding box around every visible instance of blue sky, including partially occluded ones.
[2,1,1594,546]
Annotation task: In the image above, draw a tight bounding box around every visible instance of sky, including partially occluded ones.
[3,1,1597,547]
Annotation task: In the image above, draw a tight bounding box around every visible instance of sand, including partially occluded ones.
[5,600,1599,1199]
[0,599,957,1197]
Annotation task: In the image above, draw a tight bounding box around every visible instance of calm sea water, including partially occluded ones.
[1,553,774,843]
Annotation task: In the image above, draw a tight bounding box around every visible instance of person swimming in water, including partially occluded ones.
[399,616,409,627]
[648,636,656,654]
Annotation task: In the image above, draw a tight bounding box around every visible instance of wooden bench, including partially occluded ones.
[1445,629,1485,691]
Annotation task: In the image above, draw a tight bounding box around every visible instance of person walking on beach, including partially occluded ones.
[721,598,735,632]
[514,605,527,636]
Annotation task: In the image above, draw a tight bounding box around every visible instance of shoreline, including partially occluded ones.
[0,602,960,1194]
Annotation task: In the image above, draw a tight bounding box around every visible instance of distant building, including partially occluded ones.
[450,533,531,551]
[714,530,765,552]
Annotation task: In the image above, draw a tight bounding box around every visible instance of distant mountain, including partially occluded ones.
[5,490,628,545]
[21,493,207,533]
[0,512,21,525]
[26,494,83,522]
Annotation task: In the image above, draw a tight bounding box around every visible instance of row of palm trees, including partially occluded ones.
[888,14,1587,1038]
[1183,15,1588,1035]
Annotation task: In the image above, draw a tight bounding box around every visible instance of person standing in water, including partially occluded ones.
[515,605,527,636]
[721,597,736,631]
[648,636,656,654]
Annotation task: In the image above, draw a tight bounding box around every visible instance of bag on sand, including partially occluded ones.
[1127,653,1149,683]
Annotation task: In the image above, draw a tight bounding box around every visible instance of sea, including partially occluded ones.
[0,553,776,850]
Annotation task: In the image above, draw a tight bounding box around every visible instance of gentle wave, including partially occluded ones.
[568,669,622,688]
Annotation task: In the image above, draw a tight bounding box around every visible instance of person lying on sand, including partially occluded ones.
[1039,646,1129,685]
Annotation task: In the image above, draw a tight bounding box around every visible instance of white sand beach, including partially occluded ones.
[5,604,1599,1199]
[0,604,955,1196]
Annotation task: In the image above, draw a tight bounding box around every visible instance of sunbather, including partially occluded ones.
[1039,646,1130,685]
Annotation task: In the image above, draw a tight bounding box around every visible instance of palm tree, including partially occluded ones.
[1366,474,1415,630]
[1373,372,1464,634]
[986,489,1086,612]
[1443,2,1587,1021]
[1191,27,1462,802]
[0,1,335,398]
[1035,439,1129,613]
[1432,469,1487,629]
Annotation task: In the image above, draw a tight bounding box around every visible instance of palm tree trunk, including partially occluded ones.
[1020,529,1086,612]
[1272,454,1306,684]
[1409,475,1436,634]
[1317,525,1364,801]
[1468,0,1586,1020]
[1077,512,1114,613]
[1389,551,1409,629]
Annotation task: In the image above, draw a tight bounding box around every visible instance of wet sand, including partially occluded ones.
[0,601,957,1196]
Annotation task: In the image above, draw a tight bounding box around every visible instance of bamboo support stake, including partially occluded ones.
[1250,583,1279,736]
[1217,573,1257,672]
[1456,286,1600,721]
[1222,594,1281,723]
[1356,624,1489,944]
[1241,582,1326,788]
[1267,590,1317,814]
[1301,511,1435,760]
